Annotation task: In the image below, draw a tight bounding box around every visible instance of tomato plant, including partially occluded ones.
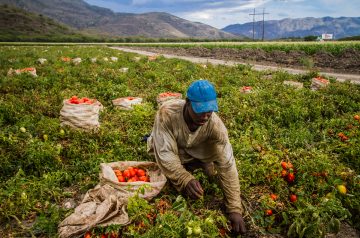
[0,45,359,237]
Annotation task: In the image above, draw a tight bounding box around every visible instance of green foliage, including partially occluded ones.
[0,45,359,237]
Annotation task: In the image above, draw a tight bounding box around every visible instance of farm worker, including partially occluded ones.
[147,79,246,234]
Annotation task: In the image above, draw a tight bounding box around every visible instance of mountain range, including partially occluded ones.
[0,0,236,39]
[222,17,360,39]
[0,0,359,40]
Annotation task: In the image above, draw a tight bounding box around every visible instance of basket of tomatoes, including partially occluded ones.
[100,161,167,200]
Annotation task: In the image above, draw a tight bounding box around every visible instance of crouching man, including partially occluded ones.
[147,79,246,234]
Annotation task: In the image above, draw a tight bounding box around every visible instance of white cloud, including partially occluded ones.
[85,0,360,28]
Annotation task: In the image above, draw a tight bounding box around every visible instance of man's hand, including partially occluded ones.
[228,212,246,234]
[184,179,204,199]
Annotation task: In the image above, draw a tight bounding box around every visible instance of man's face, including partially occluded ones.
[188,103,213,126]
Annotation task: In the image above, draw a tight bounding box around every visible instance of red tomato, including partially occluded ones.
[139,176,147,182]
[265,209,273,216]
[127,167,136,177]
[354,115,360,120]
[117,176,125,182]
[281,170,288,177]
[270,194,278,201]
[123,169,131,178]
[290,194,297,203]
[84,232,91,238]
[137,169,146,177]
[129,169,136,177]
[114,169,122,176]
[287,173,295,183]
[281,161,293,169]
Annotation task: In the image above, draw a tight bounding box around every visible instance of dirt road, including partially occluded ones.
[111,47,360,85]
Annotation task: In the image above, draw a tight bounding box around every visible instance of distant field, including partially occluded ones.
[113,41,360,56]
[1,41,360,55]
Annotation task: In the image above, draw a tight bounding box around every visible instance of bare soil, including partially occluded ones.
[125,46,360,74]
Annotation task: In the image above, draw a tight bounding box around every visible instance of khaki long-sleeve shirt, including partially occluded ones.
[147,99,243,214]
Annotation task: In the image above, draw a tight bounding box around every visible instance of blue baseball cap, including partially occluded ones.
[187,79,218,113]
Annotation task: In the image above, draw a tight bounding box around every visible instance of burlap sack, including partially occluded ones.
[60,100,103,130]
[72,58,82,65]
[156,92,182,107]
[112,97,142,110]
[37,58,47,65]
[240,86,252,93]
[58,184,130,238]
[311,77,329,91]
[7,67,37,77]
[99,161,167,201]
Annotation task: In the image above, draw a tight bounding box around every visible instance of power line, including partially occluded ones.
[261,8,269,41]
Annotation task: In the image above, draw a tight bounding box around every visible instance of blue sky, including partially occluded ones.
[84,0,359,28]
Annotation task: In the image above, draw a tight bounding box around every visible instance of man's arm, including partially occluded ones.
[151,109,195,191]
[212,126,246,234]
[211,120,243,214]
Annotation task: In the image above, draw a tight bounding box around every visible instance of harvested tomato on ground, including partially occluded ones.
[281,161,293,169]
[270,194,278,201]
[265,209,273,216]
[338,132,349,141]
[290,194,297,203]
[286,173,295,183]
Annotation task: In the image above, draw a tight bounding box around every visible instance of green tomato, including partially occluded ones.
[186,227,192,236]
[21,192,28,200]
[193,226,202,235]
[205,217,214,225]
[20,127,26,133]
[59,129,65,136]
[43,134,48,141]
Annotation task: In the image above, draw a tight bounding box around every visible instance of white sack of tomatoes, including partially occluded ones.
[311,76,329,91]
[99,161,167,201]
[7,67,38,77]
[156,92,182,107]
[60,96,104,130]
[112,97,142,110]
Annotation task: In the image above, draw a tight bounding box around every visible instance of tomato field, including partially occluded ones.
[0,45,359,237]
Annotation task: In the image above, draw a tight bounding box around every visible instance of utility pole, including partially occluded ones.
[249,8,269,41]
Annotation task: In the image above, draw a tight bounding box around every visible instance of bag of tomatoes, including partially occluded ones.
[100,161,167,201]
[156,92,182,107]
[60,96,104,130]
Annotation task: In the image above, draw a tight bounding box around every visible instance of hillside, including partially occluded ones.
[0,4,89,41]
[0,0,237,39]
[223,17,360,40]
